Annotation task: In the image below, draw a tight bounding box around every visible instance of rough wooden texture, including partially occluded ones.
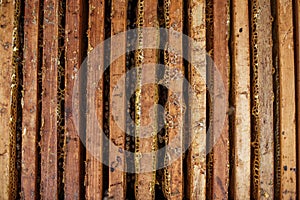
[40,0,59,198]
[277,0,297,199]
[231,0,251,199]
[85,0,105,199]
[296,0,300,198]
[108,0,127,199]
[64,0,83,199]
[21,0,40,198]
[0,1,14,199]
[255,0,274,198]
[187,0,206,199]
[212,0,230,198]
[134,0,158,199]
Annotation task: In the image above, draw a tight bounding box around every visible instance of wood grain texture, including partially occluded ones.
[163,0,184,199]
[256,0,274,198]
[40,0,60,198]
[64,0,83,199]
[0,1,15,199]
[134,0,158,199]
[187,0,206,199]
[85,0,105,199]
[108,0,127,198]
[296,0,300,198]
[277,0,297,199]
[231,0,251,199]
[21,0,40,198]
[212,0,230,198]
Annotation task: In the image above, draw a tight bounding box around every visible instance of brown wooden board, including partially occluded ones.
[162,0,184,199]
[108,0,127,198]
[187,0,206,199]
[211,0,230,198]
[277,0,297,198]
[21,0,40,198]
[231,0,251,199]
[0,0,15,199]
[134,0,158,199]
[296,0,300,198]
[85,0,105,199]
[64,0,84,199]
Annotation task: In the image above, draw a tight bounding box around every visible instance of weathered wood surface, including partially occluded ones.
[231,0,251,199]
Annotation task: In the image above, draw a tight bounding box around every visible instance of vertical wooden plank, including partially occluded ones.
[277,0,297,198]
[21,0,40,198]
[251,0,274,198]
[163,0,184,199]
[85,0,105,199]
[212,0,230,198]
[187,0,206,199]
[64,0,83,199]
[108,0,127,199]
[0,0,15,199]
[135,0,158,199]
[40,0,59,198]
[231,0,251,199]
[296,0,300,197]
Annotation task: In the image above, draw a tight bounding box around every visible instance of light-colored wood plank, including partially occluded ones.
[40,0,60,198]
[296,0,300,198]
[232,0,251,199]
[64,0,83,199]
[134,0,158,199]
[85,0,105,199]
[163,0,184,199]
[0,0,15,199]
[212,0,230,198]
[21,0,40,198]
[187,0,206,199]
[277,0,297,198]
[108,0,127,198]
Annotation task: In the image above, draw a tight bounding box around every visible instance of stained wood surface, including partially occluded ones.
[231,0,251,199]
[85,0,105,199]
[296,0,300,198]
[277,0,297,199]
[40,0,60,198]
[187,0,206,199]
[212,0,230,198]
[0,1,15,199]
[108,0,127,198]
[162,0,184,199]
[64,0,84,199]
[21,0,40,198]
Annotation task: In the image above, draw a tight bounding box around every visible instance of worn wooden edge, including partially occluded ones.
[161,0,184,199]
[0,1,15,199]
[277,0,297,198]
[212,0,230,198]
[187,0,206,199]
[40,0,60,198]
[64,0,83,199]
[296,0,300,197]
[108,0,127,199]
[134,0,158,199]
[256,0,274,198]
[85,0,105,199]
[21,0,40,198]
[231,0,251,199]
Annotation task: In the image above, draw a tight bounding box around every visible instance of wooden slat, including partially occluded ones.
[21,0,40,198]
[64,0,83,199]
[256,0,274,198]
[296,0,300,197]
[186,0,206,199]
[277,0,297,198]
[0,0,15,199]
[134,0,158,199]
[162,0,184,199]
[212,0,230,198]
[108,0,127,198]
[85,0,105,199]
[40,0,60,198]
[231,0,251,199]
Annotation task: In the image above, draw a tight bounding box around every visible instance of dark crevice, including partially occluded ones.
[271,0,281,198]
